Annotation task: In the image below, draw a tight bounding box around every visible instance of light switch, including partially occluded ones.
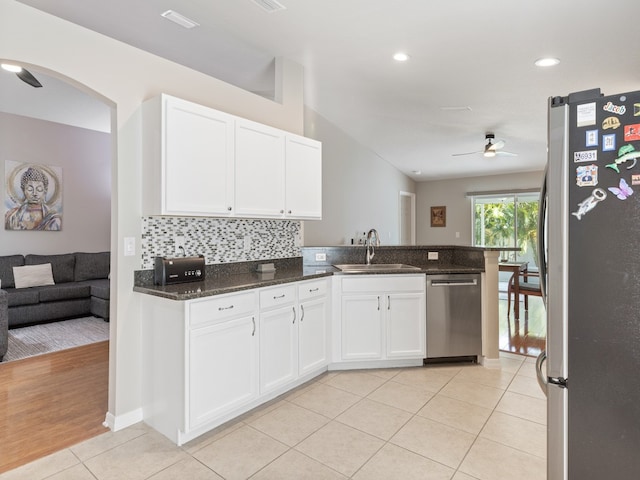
[315,253,327,262]
[428,251,438,260]
[124,237,135,256]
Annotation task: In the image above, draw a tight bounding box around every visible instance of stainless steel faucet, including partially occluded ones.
[365,228,380,264]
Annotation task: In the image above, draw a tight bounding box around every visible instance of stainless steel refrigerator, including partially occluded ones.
[537,88,640,479]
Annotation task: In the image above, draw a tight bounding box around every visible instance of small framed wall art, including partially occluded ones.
[430,206,446,227]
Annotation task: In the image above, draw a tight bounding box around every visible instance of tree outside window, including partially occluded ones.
[473,192,540,268]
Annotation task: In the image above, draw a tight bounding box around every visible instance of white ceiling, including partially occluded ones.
[9,0,640,180]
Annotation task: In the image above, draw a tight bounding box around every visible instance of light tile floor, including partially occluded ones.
[1,354,546,480]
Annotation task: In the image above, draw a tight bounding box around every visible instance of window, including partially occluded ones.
[472,191,540,268]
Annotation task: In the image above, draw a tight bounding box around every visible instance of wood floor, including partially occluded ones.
[0,341,109,473]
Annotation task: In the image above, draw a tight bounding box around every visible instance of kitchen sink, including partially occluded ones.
[333,263,422,273]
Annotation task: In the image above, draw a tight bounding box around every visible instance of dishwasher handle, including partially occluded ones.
[429,279,478,287]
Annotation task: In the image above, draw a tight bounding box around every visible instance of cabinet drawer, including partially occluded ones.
[189,291,257,328]
[259,284,296,310]
[298,278,328,301]
[341,275,425,293]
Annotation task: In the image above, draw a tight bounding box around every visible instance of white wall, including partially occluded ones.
[0,112,111,255]
[303,107,415,246]
[0,0,305,428]
[416,171,545,245]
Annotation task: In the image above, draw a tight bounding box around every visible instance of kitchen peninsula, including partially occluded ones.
[134,245,508,445]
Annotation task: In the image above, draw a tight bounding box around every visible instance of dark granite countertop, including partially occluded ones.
[134,259,483,301]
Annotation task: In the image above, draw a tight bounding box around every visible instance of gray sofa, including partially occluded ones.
[0,252,110,334]
[0,290,7,362]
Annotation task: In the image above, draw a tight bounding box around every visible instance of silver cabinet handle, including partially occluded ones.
[292,306,296,324]
[218,305,234,311]
[300,304,305,322]
[288,210,292,214]
[309,288,319,293]
[377,296,380,311]
[274,294,286,299]
[387,295,391,310]
[280,209,284,214]
[227,206,232,211]
[535,350,548,396]
[251,317,256,337]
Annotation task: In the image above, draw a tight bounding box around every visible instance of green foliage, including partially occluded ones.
[474,198,539,266]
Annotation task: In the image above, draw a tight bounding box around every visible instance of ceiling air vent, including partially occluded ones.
[250,0,287,13]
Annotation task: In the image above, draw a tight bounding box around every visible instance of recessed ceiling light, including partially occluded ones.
[1,63,23,73]
[393,52,410,62]
[161,10,200,29]
[535,57,560,67]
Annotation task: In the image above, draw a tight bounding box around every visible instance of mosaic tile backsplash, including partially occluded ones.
[141,216,302,270]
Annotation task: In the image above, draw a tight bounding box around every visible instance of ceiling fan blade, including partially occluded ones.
[489,139,505,151]
[16,68,43,88]
[452,150,482,157]
[495,150,518,157]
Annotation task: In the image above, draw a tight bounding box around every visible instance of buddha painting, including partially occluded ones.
[4,161,62,231]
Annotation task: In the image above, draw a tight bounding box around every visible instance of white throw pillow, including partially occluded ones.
[13,263,55,289]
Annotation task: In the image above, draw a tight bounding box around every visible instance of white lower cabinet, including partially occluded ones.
[189,314,258,429]
[259,285,298,395]
[259,279,329,395]
[334,274,426,368]
[141,278,329,446]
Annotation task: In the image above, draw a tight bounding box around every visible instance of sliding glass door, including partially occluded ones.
[473,191,540,268]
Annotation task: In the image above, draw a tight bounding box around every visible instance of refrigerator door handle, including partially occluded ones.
[537,164,548,304]
[535,350,548,396]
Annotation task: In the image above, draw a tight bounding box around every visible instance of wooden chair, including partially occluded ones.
[507,271,542,318]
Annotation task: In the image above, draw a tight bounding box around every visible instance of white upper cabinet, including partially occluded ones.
[285,136,322,219]
[142,94,322,220]
[235,119,286,217]
[142,94,235,216]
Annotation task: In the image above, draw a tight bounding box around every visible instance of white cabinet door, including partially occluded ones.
[259,305,298,395]
[341,294,383,360]
[163,96,235,215]
[386,293,426,358]
[235,119,285,217]
[298,297,328,375]
[189,314,258,429]
[285,136,322,219]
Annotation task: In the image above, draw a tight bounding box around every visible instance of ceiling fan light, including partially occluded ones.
[1,63,23,73]
[484,149,496,158]
[535,57,560,67]
[393,52,410,62]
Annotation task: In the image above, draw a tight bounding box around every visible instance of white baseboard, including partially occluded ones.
[103,408,144,431]
[479,356,503,369]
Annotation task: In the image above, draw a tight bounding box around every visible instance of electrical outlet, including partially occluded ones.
[428,251,439,260]
[315,253,327,262]
[174,235,185,256]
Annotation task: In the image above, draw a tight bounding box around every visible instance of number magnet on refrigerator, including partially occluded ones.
[572,188,607,220]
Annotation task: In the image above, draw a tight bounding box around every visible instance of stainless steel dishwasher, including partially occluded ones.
[426,273,482,360]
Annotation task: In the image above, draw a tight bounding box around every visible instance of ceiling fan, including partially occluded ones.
[452,133,517,158]
[1,63,43,88]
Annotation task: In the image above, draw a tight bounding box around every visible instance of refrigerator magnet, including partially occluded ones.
[632,174,640,186]
[606,144,640,173]
[607,178,634,200]
[624,124,640,142]
[586,130,598,147]
[576,165,598,187]
[602,116,621,130]
[603,134,616,152]
[577,102,597,127]
[572,188,607,220]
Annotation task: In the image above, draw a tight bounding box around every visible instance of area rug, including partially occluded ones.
[4,316,110,363]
